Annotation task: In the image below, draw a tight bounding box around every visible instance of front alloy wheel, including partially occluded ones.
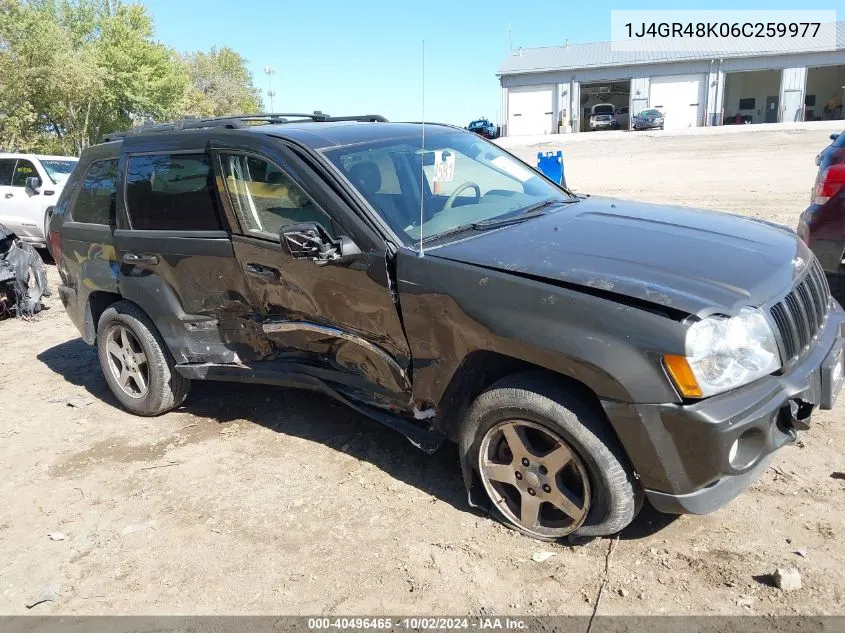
[478,419,590,538]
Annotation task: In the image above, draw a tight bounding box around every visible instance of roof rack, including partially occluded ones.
[101,112,388,142]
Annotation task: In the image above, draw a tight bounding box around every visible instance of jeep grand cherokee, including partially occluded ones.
[51,113,845,541]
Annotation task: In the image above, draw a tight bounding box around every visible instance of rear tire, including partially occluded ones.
[96,300,190,416]
[460,373,641,540]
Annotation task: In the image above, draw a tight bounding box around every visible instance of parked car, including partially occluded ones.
[797,130,845,280]
[0,153,78,248]
[589,104,618,131]
[467,118,498,139]
[52,113,844,541]
[633,109,665,130]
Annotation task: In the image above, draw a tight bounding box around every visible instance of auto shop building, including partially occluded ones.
[498,21,845,136]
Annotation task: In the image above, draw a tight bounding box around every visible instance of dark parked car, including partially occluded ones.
[467,118,498,139]
[51,113,844,541]
[633,109,665,130]
[797,130,845,280]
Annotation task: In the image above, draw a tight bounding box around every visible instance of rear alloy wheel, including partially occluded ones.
[105,324,150,399]
[478,419,590,538]
[96,300,190,415]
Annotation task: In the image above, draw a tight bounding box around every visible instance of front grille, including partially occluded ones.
[769,259,831,365]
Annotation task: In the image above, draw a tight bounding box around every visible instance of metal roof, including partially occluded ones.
[498,21,845,75]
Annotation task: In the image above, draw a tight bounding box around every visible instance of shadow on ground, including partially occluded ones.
[37,338,472,516]
[38,337,689,541]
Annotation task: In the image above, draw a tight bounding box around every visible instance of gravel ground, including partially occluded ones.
[1,123,843,616]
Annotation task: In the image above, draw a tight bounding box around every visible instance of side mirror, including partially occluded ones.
[280,223,362,265]
[337,234,362,260]
[831,133,840,141]
[281,222,336,260]
[25,176,42,192]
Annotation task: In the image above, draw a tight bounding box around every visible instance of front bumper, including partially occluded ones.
[603,304,845,515]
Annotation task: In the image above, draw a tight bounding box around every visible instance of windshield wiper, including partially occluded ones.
[472,197,579,228]
[419,197,579,244]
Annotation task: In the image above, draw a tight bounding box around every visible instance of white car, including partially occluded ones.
[0,153,78,248]
[588,104,619,131]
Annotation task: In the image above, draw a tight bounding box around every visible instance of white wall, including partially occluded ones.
[723,70,780,123]
[805,65,845,121]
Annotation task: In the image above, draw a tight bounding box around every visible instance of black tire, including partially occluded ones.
[96,300,190,416]
[460,373,641,540]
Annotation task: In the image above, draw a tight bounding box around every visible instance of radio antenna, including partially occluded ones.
[418,38,425,258]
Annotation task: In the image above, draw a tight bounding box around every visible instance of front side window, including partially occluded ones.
[11,159,37,187]
[218,153,332,239]
[323,129,573,245]
[70,159,119,225]
[125,153,221,231]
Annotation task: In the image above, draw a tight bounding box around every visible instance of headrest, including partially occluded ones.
[347,162,381,194]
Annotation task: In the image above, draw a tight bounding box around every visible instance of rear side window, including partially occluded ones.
[11,159,37,187]
[125,153,222,231]
[0,159,15,186]
[70,159,119,225]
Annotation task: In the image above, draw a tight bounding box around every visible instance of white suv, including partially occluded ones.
[0,153,78,248]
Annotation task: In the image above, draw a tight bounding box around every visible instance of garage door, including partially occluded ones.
[649,75,705,130]
[508,85,554,136]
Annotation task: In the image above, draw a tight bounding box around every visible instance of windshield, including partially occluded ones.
[592,105,614,115]
[40,159,77,184]
[640,109,661,117]
[323,129,574,245]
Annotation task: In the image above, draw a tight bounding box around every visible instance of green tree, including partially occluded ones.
[181,47,263,118]
[0,0,260,155]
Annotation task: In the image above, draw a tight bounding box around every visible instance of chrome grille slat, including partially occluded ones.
[769,259,831,367]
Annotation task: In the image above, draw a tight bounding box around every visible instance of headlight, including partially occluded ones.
[665,308,781,398]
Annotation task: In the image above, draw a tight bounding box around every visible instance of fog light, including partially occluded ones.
[728,428,766,470]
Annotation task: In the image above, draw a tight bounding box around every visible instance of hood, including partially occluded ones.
[431,196,810,316]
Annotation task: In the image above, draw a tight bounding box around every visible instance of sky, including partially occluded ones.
[142,0,840,126]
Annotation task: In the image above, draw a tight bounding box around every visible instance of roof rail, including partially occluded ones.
[100,112,389,143]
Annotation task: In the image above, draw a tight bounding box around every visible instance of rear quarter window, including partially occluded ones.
[125,153,222,231]
[70,159,119,225]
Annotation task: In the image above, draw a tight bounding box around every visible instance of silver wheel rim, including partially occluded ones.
[478,419,591,538]
[105,325,149,399]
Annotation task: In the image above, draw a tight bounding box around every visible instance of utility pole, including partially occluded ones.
[264,66,277,112]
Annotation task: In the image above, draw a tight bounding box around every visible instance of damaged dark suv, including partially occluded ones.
[52,113,845,541]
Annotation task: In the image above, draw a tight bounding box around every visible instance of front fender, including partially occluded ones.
[397,250,687,411]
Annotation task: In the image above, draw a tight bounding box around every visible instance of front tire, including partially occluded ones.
[460,374,641,540]
[96,301,190,416]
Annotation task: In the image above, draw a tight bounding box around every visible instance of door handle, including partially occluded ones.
[245,263,279,280]
[122,253,159,265]
[4,193,12,199]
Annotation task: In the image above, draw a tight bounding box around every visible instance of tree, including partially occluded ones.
[0,0,262,155]
[181,47,262,118]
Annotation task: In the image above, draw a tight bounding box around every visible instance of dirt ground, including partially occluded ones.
[1,124,844,616]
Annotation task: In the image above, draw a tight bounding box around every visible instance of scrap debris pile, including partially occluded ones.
[0,224,49,319]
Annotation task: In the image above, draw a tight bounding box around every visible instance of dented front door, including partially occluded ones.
[211,143,413,409]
